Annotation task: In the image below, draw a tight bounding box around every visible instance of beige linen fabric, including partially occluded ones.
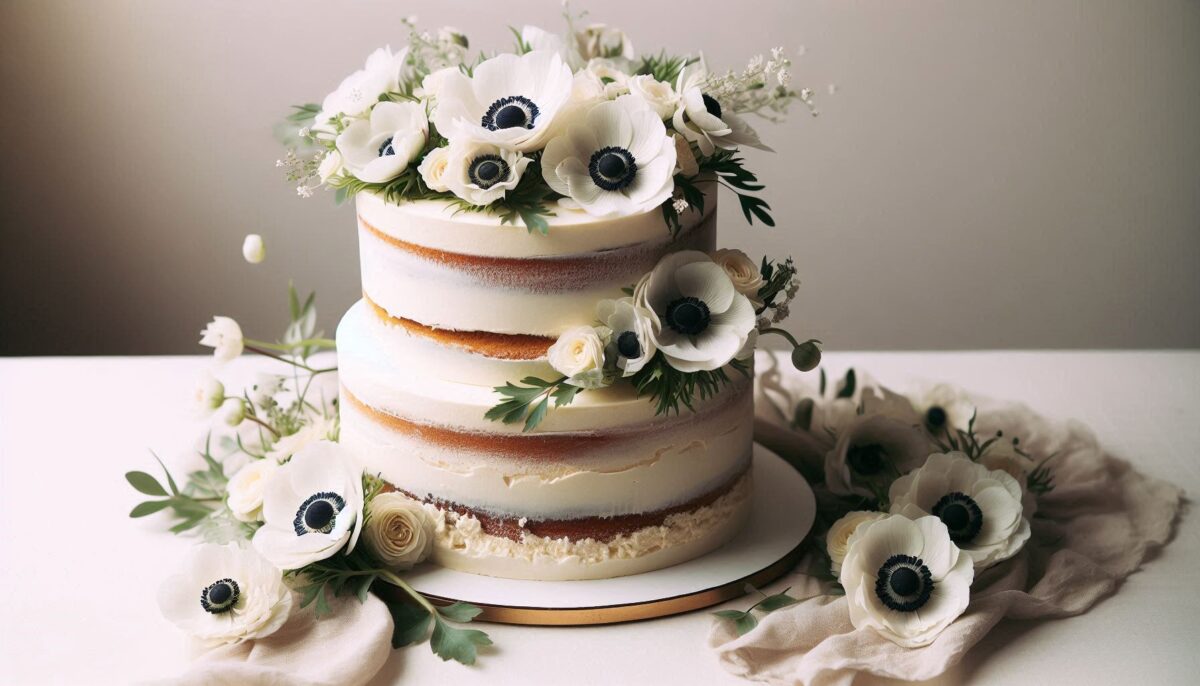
[710,352,1183,686]
[162,592,393,686]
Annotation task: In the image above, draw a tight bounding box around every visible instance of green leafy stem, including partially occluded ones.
[484,376,583,432]
[712,584,801,636]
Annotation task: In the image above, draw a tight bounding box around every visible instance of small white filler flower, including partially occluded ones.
[673,60,771,156]
[840,515,974,648]
[157,543,293,647]
[252,441,364,570]
[199,316,244,362]
[541,95,677,217]
[889,452,1031,569]
[633,250,755,372]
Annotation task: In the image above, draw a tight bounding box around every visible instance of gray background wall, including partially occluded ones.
[2,0,1198,355]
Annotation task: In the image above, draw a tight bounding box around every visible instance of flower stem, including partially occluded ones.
[244,344,337,374]
[245,337,337,351]
[378,570,439,616]
[242,412,281,439]
[760,327,801,348]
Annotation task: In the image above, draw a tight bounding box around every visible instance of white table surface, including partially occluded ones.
[1,351,1197,685]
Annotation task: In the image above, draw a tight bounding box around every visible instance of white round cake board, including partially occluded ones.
[404,444,815,625]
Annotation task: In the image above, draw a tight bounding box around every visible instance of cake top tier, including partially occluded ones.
[279,17,813,234]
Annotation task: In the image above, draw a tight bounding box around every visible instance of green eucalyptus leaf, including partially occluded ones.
[756,590,801,612]
[126,471,167,497]
[129,499,171,517]
[713,609,758,636]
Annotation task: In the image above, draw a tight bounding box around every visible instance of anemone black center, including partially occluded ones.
[377,136,395,157]
[304,500,335,530]
[847,443,887,475]
[925,405,947,430]
[482,95,539,131]
[932,492,984,544]
[665,296,711,336]
[200,578,240,614]
[616,331,641,359]
[588,146,637,191]
[468,155,510,189]
[875,555,934,612]
[293,491,345,536]
[702,93,723,118]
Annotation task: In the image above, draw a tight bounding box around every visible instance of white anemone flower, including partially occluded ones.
[673,60,771,156]
[335,102,428,183]
[633,250,756,372]
[596,297,657,376]
[541,95,677,217]
[824,414,933,498]
[431,50,574,152]
[252,441,364,570]
[315,46,409,127]
[840,515,973,648]
[911,383,976,437]
[889,452,1031,570]
[199,316,243,362]
[441,138,531,206]
[157,543,293,647]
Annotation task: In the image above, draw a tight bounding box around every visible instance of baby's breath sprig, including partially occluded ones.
[702,47,817,122]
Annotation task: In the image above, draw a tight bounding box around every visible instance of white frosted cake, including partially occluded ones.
[337,192,755,580]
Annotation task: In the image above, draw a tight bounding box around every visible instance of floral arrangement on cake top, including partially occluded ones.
[277,12,815,233]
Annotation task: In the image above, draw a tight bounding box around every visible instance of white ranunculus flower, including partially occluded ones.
[824,414,933,498]
[432,50,574,152]
[840,515,973,648]
[712,249,765,309]
[574,23,635,63]
[547,325,610,389]
[265,415,338,463]
[336,101,427,183]
[218,397,245,427]
[596,298,657,376]
[889,452,1031,570]
[628,74,678,119]
[193,371,225,416]
[242,234,265,264]
[826,510,888,574]
[979,439,1039,516]
[633,250,756,373]
[584,58,631,98]
[673,133,700,176]
[252,441,364,570]
[199,316,244,362]
[673,60,771,156]
[911,384,976,437]
[227,458,278,523]
[364,492,436,570]
[157,543,293,647]
[442,138,531,206]
[541,95,677,217]
[315,46,409,126]
[417,146,452,192]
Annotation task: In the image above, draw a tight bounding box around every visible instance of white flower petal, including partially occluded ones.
[674,261,735,312]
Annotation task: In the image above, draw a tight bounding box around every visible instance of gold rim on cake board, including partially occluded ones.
[418,539,807,626]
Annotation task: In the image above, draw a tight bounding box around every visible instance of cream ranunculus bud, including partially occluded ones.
[826,510,887,574]
[417,146,452,192]
[242,234,265,264]
[218,398,246,427]
[193,371,225,416]
[574,23,635,62]
[199,316,244,362]
[317,150,343,183]
[364,492,436,570]
[547,325,610,389]
[628,74,678,119]
[712,249,766,309]
[227,458,277,523]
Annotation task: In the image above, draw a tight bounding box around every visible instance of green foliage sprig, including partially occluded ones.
[699,149,774,227]
[126,439,258,539]
[713,584,802,636]
[635,51,696,84]
[485,376,583,432]
[630,354,750,416]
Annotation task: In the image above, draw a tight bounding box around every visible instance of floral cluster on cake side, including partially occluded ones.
[278,14,814,233]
